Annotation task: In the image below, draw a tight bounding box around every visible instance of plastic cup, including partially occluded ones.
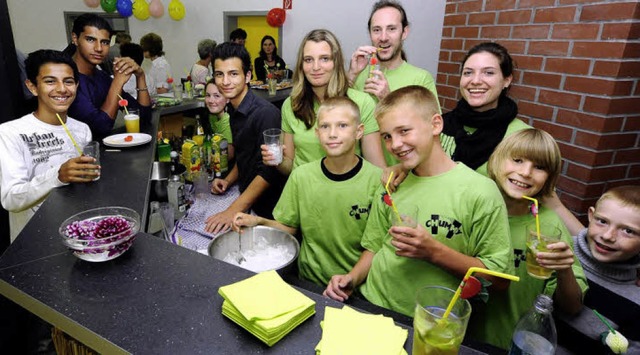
[124,109,140,133]
[392,204,419,228]
[412,286,471,355]
[263,128,283,166]
[525,222,562,280]
[173,85,183,103]
[267,78,277,96]
[82,141,100,181]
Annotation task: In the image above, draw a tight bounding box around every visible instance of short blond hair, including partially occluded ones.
[487,128,562,198]
[374,85,439,124]
[596,185,640,211]
[317,96,361,125]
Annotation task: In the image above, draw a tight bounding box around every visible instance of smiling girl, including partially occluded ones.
[204,79,234,161]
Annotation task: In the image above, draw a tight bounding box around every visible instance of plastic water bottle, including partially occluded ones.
[508,294,557,355]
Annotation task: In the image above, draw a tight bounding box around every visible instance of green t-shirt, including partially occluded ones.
[272,157,382,286]
[440,118,530,177]
[281,88,378,170]
[208,112,232,144]
[360,163,513,316]
[353,61,441,165]
[466,206,589,349]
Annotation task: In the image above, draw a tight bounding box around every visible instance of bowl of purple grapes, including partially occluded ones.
[59,207,140,262]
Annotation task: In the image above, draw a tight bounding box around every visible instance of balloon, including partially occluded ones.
[116,0,133,17]
[168,0,185,21]
[132,0,150,20]
[101,0,117,13]
[84,0,101,8]
[149,0,164,18]
[266,8,286,27]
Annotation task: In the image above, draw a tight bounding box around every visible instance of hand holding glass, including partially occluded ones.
[525,222,562,280]
[263,128,283,166]
[392,205,419,228]
[82,141,100,181]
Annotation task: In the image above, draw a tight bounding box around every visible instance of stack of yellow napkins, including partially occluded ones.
[218,270,316,346]
[315,306,408,355]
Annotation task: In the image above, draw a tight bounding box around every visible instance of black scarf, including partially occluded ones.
[442,96,518,170]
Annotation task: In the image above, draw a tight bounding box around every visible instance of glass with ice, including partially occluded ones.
[525,222,562,280]
[413,286,471,355]
[263,128,283,166]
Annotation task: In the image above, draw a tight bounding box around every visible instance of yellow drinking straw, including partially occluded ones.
[442,267,520,320]
[522,195,541,241]
[384,172,403,224]
[56,113,83,156]
[117,94,130,115]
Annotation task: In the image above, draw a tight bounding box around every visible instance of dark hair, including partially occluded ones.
[259,35,279,60]
[212,42,251,76]
[367,0,409,31]
[115,32,131,44]
[140,32,164,57]
[119,43,144,66]
[229,28,247,41]
[197,39,216,60]
[72,13,113,37]
[25,49,80,84]
[462,42,514,78]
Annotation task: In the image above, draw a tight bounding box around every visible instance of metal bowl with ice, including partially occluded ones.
[208,226,299,273]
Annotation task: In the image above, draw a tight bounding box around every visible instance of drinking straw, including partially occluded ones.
[117,94,130,115]
[593,309,616,334]
[384,172,403,225]
[56,114,83,156]
[522,195,541,241]
[442,267,520,320]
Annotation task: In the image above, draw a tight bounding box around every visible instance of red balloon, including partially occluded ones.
[266,8,286,27]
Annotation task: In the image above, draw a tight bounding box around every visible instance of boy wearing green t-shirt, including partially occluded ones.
[233,96,382,286]
[324,85,514,317]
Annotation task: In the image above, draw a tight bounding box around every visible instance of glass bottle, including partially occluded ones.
[509,294,557,355]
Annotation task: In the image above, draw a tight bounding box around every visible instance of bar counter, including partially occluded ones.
[0,101,487,354]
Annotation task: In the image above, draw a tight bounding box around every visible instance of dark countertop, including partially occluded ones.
[0,101,488,354]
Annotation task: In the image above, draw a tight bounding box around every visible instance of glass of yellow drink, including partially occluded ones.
[525,222,562,280]
[412,286,471,355]
[124,109,140,134]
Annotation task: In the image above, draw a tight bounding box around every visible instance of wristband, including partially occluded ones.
[136,87,148,92]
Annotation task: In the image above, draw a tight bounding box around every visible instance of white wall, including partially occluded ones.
[8,0,444,77]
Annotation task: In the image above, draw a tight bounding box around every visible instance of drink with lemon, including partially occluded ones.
[525,223,561,280]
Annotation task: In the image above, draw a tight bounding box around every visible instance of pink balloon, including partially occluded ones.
[149,0,164,18]
[84,0,101,7]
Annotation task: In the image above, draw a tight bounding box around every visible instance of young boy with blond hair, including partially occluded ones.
[324,85,513,316]
[233,96,382,286]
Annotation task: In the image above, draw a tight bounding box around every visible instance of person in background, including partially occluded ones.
[204,42,284,234]
[229,28,247,46]
[262,29,386,175]
[140,32,172,95]
[0,49,97,242]
[466,128,586,350]
[119,42,151,99]
[253,35,286,82]
[104,32,131,76]
[204,78,234,161]
[191,39,216,85]
[234,96,382,287]
[324,86,513,317]
[67,13,151,140]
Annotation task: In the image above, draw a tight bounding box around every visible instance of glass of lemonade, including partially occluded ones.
[525,222,562,280]
[124,109,140,134]
[413,286,471,355]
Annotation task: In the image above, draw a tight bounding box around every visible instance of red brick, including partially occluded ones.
[523,72,562,89]
[615,149,640,164]
[539,89,582,109]
[436,84,458,99]
[455,26,480,38]
[557,142,614,166]
[609,97,640,115]
[496,40,527,54]
[556,188,598,217]
[552,24,600,40]
[512,25,550,39]
[558,0,603,4]
[532,120,574,142]
[534,7,576,23]
[468,12,497,25]
[556,109,624,133]
[445,2,456,14]
[510,85,537,101]
[519,101,555,120]
[439,51,450,61]
[623,43,640,58]
[565,163,592,181]
[447,74,461,86]
[451,51,466,63]
[486,0,517,11]
[511,55,543,70]
[437,73,447,84]
[529,41,569,55]
[441,27,453,38]
[594,60,640,77]
[544,58,591,75]
[442,98,458,112]
[623,116,640,131]
[481,26,511,38]
[575,131,638,150]
[564,76,634,96]
[628,166,640,179]
[498,9,532,24]
[520,0,555,7]
[583,96,610,115]
[441,38,464,50]
[557,175,608,196]
[602,22,640,40]
[581,2,639,21]
[438,62,461,74]
[444,14,467,26]
[458,0,483,12]
[572,42,628,58]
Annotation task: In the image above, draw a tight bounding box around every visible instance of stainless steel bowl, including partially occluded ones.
[208,226,299,272]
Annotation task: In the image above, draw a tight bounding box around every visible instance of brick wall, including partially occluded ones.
[438,0,640,221]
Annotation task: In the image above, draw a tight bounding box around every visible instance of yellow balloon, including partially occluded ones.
[168,0,185,21]
[133,0,150,20]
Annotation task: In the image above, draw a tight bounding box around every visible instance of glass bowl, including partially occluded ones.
[59,207,141,262]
